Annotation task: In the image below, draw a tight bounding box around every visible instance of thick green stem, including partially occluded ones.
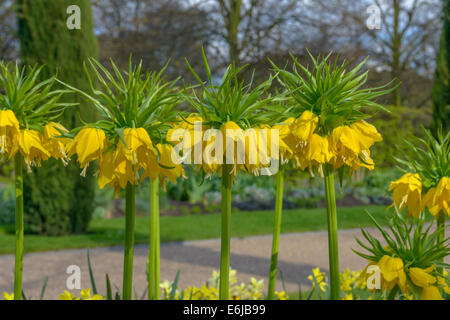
[148,178,160,300]
[437,212,445,275]
[14,154,23,300]
[324,165,340,300]
[219,164,232,300]
[122,183,135,300]
[267,167,284,300]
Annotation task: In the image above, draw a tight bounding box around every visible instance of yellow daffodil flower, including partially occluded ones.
[308,267,328,292]
[388,173,423,217]
[3,292,14,300]
[80,288,103,300]
[59,290,78,300]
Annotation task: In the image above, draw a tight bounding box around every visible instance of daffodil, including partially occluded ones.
[59,290,78,300]
[80,288,103,300]
[2,292,14,300]
[0,109,19,155]
[274,291,288,300]
[423,176,450,217]
[388,173,423,217]
[308,267,328,292]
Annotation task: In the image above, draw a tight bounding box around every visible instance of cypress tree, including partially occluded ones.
[432,0,450,134]
[17,0,98,235]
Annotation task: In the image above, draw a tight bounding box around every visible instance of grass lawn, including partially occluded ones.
[0,205,388,254]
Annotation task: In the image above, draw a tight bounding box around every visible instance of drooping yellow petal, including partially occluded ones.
[67,127,107,169]
[388,173,422,217]
[421,285,443,300]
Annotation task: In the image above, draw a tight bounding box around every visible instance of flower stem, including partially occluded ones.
[267,166,284,300]
[323,164,340,300]
[122,183,135,300]
[148,178,160,300]
[14,154,23,300]
[219,164,232,300]
[437,212,445,275]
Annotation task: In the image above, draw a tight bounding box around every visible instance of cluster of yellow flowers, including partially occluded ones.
[0,110,70,171]
[59,288,103,300]
[389,174,449,218]
[64,126,184,190]
[160,269,288,300]
[363,255,450,300]
[277,111,382,174]
[167,115,279,177]
[307,267,365,300]
[166,111,383,178]
[2,288,103,300]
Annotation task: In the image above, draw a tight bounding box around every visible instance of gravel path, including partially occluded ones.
[0,227,396,299]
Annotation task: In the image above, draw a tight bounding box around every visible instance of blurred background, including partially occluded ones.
[0,0,448,239]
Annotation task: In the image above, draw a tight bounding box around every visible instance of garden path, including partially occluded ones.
[0,226,436,300]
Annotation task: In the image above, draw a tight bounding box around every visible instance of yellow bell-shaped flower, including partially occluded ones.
[67,127,107,173]
[388,173,422,218]
[377,255,408,293]
[10,129,51,171]
[0,109,20,155]
[43,122,71,162]
[409,266,436,288]
[422,176,450,217]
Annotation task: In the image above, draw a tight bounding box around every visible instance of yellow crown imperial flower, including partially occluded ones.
[377,255,408,293]
[328,121,380,171]
[421,285,443,300]
[0,109,20,155]
[272,118,295,163]
[388,173,422,218]
[409,266,436,288]
[67,127,107,175]
[303,133,333,172]
[290,110,318,145]
[118,127,156,166]
[43,122,71,163]
[10,129,51,171]
[155,143,185,186]
[422,176,450,217]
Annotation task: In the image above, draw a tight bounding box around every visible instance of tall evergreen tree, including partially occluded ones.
[17,0,98,235]
[432,0,450,134]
